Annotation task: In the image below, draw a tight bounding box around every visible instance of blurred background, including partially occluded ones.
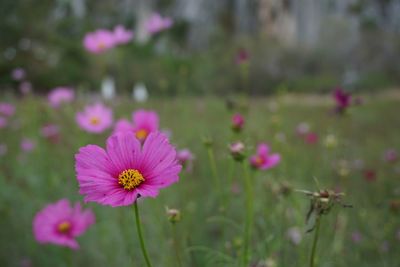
[1,0,400,96]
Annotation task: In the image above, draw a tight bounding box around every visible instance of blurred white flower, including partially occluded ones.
[101,77,115,100]
[286,227,302,245]
[133,82,148,102]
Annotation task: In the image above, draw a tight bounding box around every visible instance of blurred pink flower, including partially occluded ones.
[12,68,26,81]
[304,132,319,144]
[145,13,173,34]
[0,117,8,129]
[232,113,245,132]
[48,87,75,108]
[250,143,281,170]
[21,138,36,152]
[351,231,363,244]
[177,149,194,172]
[33,199,95,249]
[333,87,351,114]
[296,122,310,136]
[75,132,181,207]
[19,81,32,94]
[114,110,159,142]
[76,103,113,134]
[383,149,398,163]
[230,141,246,161]
[363,169,377,182]
[83,29,116,54]
[113,25,133,44]
[235,48,249,65]
[41,124,60,143]
[0,103,15,116]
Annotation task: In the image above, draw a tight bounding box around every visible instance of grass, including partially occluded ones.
[0,93,399,267]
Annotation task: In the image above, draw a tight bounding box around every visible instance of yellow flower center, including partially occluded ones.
[58,221,71,234]
[98,42,106,50]
[118,169,145,190]
[255,156,264,165]
[135,129,148,140]
[90,116,100,125]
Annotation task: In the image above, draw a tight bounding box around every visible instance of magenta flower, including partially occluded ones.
[333,87,351,113]
[12,67,26,81]
[113,25,133,45]
[114,109,159,142]
[48,87,75,108]
[21,138,36,152]
[145,13,173,34]
[177,149,194,172]
[19,81,32,94]
[235,48,249,65]
[0,103,15,117]
[232,113,245,132]
[75,132,181,207]
[250,143,281,170]
[76,103,113,134]
[304,132,319,144]
[383,149,398,163]
[83,29,116,54]
[33,199,95,249]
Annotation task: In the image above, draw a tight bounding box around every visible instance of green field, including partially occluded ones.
[1,93,399,267]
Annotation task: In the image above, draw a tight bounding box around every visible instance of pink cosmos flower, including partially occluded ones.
[351,231,363,244]
[296,122,310,136]
[232,113,245,132]
[0,103,15,116]
[177,149,194,172]
[114,110,159,142]
[12,68,26,81]
[250,143,281,170]
[304,132,319,144]
[145,13,173,34]
[48,87,75,108]
[363,169,377,182]
[230,142,246,161]
[333,87,351,113]
[33,199,95,249]
[41,124,60,143]
[83,29,116,54]
[19,81,32,95]
[75,132,181,207]
[21,138,36,152]
[76,103,113,134]
[113,25,133,45]
[235,48,249,65]
[383,149,398,163]
[0,117,7,129]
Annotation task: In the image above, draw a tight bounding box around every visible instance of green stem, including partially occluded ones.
[172,224,183,267]
[309,215,321,267]
[207,146,221,197]
[241,161,254,267]
[134,202,153,267]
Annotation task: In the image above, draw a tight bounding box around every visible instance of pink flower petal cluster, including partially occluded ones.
[83,26,133,54]
[48,87,75,108]
[33,199,95,249]
[75,132,181,207]
[177,149,195,171]
[333,87,351,113]
[232,113,245,132]
[76,103,113,134]
[0,103,15,117]
[250,143,280,170]
[145,13,173,34]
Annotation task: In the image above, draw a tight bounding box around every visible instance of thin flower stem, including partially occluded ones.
[134,202,153,267]
[241,161,254,267]
[172,224,183,267]
[207,146,221,197]
[309,215,321,267]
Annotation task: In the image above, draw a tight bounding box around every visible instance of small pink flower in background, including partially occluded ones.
[76,103,113,134]
[33,199,95,249]
[75,132,181,207]
[230,141,246,161]
[19,81,32,95]
[383,149,398,163]
[235,48,249,65]
[113,25,133,45]
[351,231,363,244]
[48,87,75,108]
[21,138,36,152]
[145,13,173,34]
[304,132,319,144]
[0,103,15,117]
[12,67,26,81]
[286,227,302,245]
[296,122,310,136]
[250,143,281,170]
[0,143,7,156]
[0,117,8,129]
[363,169,377,182]
[232,113,245,132]
[114,110,159,142]
[177,149,194,172]
[83,29,116,54]
[41,124,60,143]
[333,87,351,114]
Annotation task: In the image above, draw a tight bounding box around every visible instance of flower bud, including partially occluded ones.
[166,207,181,224]
[229,141,245,162]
